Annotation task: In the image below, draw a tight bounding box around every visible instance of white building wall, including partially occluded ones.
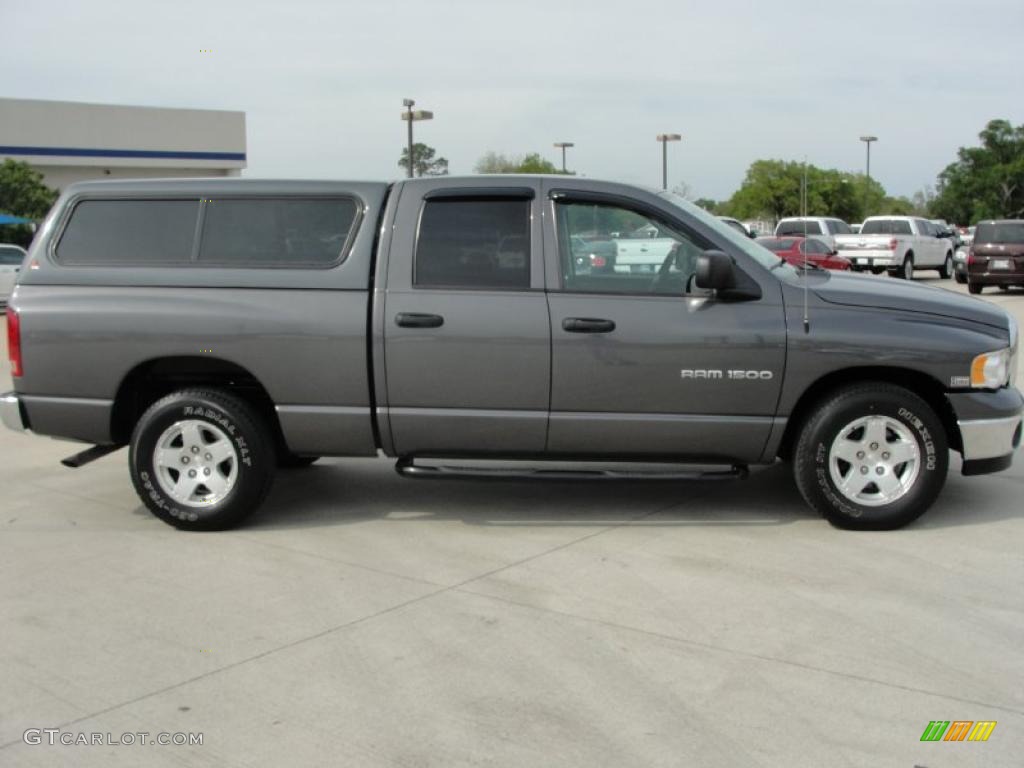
[0,98,246,192]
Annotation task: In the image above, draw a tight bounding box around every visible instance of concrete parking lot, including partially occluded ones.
[1,279,1022,767]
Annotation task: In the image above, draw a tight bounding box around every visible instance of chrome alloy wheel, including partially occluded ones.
[903,257,913,279]
[828,415,921,507]
[153,420,238,507]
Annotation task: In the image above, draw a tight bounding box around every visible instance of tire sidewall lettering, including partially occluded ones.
[140,402,253,519]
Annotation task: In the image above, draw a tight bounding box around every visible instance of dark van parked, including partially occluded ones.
[967,220,1024,294]
[2,177,1021,532]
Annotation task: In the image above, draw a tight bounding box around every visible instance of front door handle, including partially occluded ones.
[395,312,444,329]
[562,317,616,333]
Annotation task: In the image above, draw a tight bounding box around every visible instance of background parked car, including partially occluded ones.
[834,216,953,278]
[966,219,1024,294]
[953,246,969,283]
[850,223,862,234]
[930,218,961,248]
[570,235,616,274]
[0,244,27,306]
[774,216,853,250]
[755,236,851,270]
[959,225,976,247]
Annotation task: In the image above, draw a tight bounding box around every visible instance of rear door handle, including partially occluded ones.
[562,317,616,333]
[395,312,444,329]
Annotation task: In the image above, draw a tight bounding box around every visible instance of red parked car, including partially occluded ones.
[755,236,852,271]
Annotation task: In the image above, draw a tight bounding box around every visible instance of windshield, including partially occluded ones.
[861,218,913,235]
[974,221,1024,244]
[777,220,822,235]
[658,192,785,270]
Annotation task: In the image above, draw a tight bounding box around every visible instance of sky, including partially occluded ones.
[3,0,1023,201]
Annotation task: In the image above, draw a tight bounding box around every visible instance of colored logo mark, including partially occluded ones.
[920,721,996,742]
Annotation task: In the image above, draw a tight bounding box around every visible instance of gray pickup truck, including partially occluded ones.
[2,177,1021,531]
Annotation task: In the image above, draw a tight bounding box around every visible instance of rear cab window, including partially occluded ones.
[861,219,913,236]
[777,220,822,236]
[975,221,1024,244]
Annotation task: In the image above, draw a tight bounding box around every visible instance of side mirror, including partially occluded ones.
[695,250,736,291]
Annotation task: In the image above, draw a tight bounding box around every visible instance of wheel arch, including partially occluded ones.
[776,366,961,460]
[110,355,285,449]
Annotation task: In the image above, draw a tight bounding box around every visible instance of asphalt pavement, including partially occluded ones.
[1,277,1022,767]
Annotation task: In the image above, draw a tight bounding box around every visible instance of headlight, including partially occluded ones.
[971,348,1011,388]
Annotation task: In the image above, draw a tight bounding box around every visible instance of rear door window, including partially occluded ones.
[414,198,531,289]
[56,199,198,265]
[198,198,358,266]
[975,222,1024,244]
[777,220,822,236]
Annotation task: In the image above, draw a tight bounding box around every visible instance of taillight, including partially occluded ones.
[591,255,607,268]
[888,238,898,250]
[7,308,22,378]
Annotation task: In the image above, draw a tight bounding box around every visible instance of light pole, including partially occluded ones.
[401,98,434,178]
[553,142,574,173]
[859,135,877,218]
[656,133,682,190]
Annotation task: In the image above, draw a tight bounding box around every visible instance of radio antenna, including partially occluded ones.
[802,157,810,334]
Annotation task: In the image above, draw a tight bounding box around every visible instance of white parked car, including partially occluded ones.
[0,244,27,306]
[834,217,954,279]
[774,217,854,250]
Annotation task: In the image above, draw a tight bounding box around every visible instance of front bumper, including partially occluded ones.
[948,388,1023,475]
[1,392,27,432]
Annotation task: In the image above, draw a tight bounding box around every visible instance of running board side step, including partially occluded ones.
[61,444,124,468]
[395,457,747,482]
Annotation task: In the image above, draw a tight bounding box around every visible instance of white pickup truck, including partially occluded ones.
[612,223,677,273]
[835,216,954,279]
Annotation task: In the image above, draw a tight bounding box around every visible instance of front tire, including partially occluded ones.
[129,389,275,530]
[793,383,947,530]
[955,271,966,284]
[968,283,983,295]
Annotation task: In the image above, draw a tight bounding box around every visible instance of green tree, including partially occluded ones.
[398,143,449,177]
[931,119,1024,224]
[0,159,59,247]
[727,159,885,222]
[693,198,721,213]
[474,151,568,175]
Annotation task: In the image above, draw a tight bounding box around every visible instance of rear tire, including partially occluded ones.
[939,252,953,278]
[129,388,275,530]
[793,383,947,530]
[895,253,914,279]
[954,272,966,284]
[968,283,983,295]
